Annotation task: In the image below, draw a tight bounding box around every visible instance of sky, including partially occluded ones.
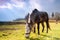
[0,0,60,21]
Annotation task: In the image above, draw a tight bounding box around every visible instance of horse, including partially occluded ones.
[25,9,51,38]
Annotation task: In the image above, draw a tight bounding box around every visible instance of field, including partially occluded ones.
[0,22,60,40]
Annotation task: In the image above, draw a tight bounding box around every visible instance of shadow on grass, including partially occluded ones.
[26,34,60,40]
[30,38,40,40]
[28,37,45,40]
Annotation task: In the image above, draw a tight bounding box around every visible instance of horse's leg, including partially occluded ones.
[34,26,36,33]
[37,23,40,35]
[32,24,36,33]
[33,24,36,33]
[41,22,45,32]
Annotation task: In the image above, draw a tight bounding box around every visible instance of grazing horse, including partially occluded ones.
[25,9,51,38]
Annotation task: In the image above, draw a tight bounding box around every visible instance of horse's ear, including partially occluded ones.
[28,13,30,23]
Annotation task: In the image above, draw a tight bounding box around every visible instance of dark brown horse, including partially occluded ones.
[25,9,51,38]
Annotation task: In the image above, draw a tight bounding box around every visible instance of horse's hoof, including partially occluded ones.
[33,32,35,33]
[33,31,36,33]
[46,32,48,33]
[38,35,40,38]
[38,33,40,35]
[42,31,44,32]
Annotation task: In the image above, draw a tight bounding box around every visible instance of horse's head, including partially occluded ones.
[25,13,32,38]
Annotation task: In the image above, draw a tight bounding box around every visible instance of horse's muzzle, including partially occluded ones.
[25,33,30,38]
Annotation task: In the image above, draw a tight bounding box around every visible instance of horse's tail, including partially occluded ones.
[47,20,51,30]
[47,19,51,30]
[46,12,51,30]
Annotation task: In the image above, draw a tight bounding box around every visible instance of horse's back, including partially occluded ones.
[39,11,49,22]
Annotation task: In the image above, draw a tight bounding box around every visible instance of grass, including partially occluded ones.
[0,22,60,40]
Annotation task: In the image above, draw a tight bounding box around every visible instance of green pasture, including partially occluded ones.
[0,23,60,40]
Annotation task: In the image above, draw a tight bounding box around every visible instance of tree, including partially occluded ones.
[55,12,60,24]
[52,12,54,17]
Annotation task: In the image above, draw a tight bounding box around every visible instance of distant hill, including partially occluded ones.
[13,18,25,21]
[13,18,25,22]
